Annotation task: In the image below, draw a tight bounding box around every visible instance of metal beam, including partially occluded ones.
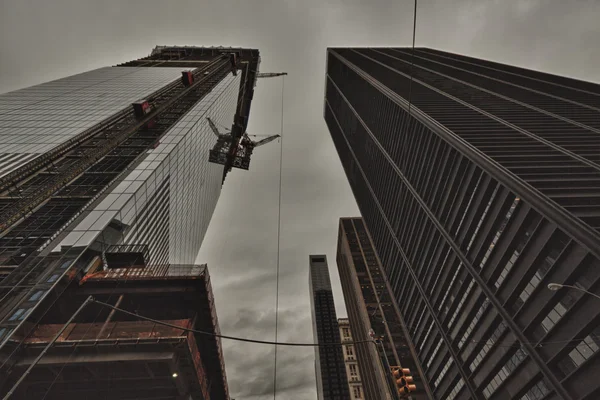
[3,296,93,400]
[16,351,176,367]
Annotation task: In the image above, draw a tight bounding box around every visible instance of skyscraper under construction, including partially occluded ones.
[325,47,600,400]
[0,46,266,399]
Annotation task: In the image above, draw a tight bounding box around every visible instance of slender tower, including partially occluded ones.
[309,254,350,400]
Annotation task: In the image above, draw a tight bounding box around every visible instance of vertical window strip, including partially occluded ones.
[448,279,475,328]
[438,263,463,312]
[470,321,507,372]
[482,348,527,399]
[453,174,484,237]
[447,378,465,400]
[466,184,500,252]
[494,210,541,290]
[458,299,490,349]
[427,339,443,368]
[413,310,426,340]
[419,321,435,351]
[479,197,520,270]
[434,357,453,387]
[520,378,551,400]
[429,247,452,295]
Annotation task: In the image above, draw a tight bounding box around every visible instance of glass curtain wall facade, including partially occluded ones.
[0,47,260,398]
[324,47,600,400]
[0,67,183,177]
[52,72,240,265]
[309,255,351,400]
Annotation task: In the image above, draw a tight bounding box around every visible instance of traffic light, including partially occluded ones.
[390,366,417,396]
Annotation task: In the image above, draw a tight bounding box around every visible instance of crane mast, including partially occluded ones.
[256,72,288,78]
[208,71,285,177]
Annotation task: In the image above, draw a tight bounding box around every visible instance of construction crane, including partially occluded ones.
[256,72,288,78]
[207,117,280,172]
[253,72,287,88]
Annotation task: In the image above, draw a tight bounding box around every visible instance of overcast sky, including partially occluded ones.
[2,0,600,399]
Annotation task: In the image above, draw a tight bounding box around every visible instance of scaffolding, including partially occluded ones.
[2,264,227,400]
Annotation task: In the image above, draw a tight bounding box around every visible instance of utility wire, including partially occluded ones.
[5,293,595,400]
[273,75,285,400]
[91,299,375,347]
[41,261,135,400]
[90,298,597,349]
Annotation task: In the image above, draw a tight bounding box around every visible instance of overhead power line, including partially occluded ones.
[273,75,285,400]
[91,298,597,349]
[92,298,375,347]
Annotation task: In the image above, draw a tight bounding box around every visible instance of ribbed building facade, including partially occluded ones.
[0,46,260,399]
[324,48,600,400]
[337,217,431,400]
[309,255,350,400]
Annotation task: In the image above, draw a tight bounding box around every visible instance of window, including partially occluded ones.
[427,339,443,368]
[448,279,475,328]
[342,328,351,338]
[419,321,434,350]
[346,345,354,357]
[520,379,550,400]
[458,299,490,349]
[495,213,541,289]
[514,232,569,310]
[568,335,599,367]
[470,321,507,372]
[540,302,567,333]
[438,263,463,313]
[479,197,520,271]
[434,357,453,387]
[353,386,362,399]
[482,348,527,398]
[465,184,500,251]
[349,364,358,377]
[28,290,45,302]
[8,308,25,321]
[447,379,464,400]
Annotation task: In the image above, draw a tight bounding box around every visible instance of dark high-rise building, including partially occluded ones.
[324,48,600,400]
[0,45,263,398]
[337,217,430,400]
[309,254,350,400]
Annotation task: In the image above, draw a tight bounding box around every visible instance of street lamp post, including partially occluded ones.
[547,283,600,300]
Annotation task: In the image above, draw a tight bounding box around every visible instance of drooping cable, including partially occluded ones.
[91,298,598,349]
[6,293,593,399]
[91,298,375,347]
[41,269,132,400]
[41,238,140,400]
[273,75,285,400]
